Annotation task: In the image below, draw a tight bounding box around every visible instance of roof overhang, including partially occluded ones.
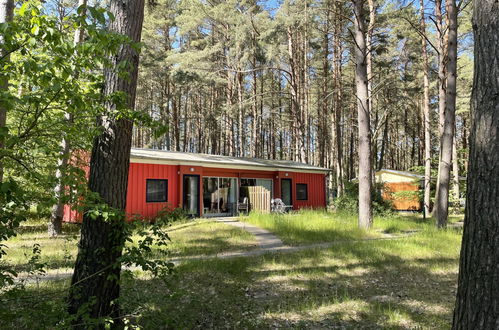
[130,156,330,174]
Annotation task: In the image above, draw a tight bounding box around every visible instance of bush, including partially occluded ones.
[154,205,188,225]
[334,181,393,216]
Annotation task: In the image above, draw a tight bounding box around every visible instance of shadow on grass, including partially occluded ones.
[168,237,257,257]
[119,234,459,329]
[8,258,75,274]
[15,222,80,236]
[0,278,70,329]
[3,237,459,329]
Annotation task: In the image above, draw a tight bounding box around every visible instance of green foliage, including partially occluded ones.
[334,181,393,216]
[0,0,169,298]
[391,189,421,202]
[0,180,29,286]
[1,1,111,217]
[153,205,188,225]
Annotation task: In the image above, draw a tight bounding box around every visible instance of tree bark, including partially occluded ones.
[49,0,87,237]
[366,0,375,122]
[378,111,389,171]
[452,1,499,327]
[353,0,373,229]
[420,0,432,217]
[433,0,457,228]
[435,0,447,137]
[0,0,14,183]
[452,133,460,201]
[237,72,244,157]
[67,0,145,325]
[333,2,344,196]
[432,0,447,219]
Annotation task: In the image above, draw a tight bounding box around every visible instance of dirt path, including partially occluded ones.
[214,217,285,249]
[169,217,415,261]
[15,218,415,283]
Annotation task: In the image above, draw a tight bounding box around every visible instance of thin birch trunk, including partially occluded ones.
[452,133,460,201]
[420,0,432,217]
[49,0,87,237]
[0,0,14,183]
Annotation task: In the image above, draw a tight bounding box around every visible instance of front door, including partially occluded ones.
[281,178,292,206]
[183,175,200,217]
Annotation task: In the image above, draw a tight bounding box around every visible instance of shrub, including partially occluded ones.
[334,181,393,216]
[154,205,188,225]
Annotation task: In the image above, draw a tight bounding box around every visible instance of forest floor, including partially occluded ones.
[1,211,464,329]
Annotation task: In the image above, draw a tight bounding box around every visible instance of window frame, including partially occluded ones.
[296,183,308,201]
[146,179,168,203]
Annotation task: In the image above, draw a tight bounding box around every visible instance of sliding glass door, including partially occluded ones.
[202,177,237,216]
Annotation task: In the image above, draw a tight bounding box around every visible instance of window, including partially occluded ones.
[296,183,308,200]
[146,179,168,203]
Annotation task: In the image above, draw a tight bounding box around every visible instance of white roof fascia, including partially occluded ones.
[376,169,424,179]
[130,153,330,174]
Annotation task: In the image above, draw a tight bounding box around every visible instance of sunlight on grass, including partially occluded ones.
[2,212,463,329]
[2,218,257,275]
[242,209,447,245]
[146,218,461,329]
[242,210,372,245]
[164,220,257,257]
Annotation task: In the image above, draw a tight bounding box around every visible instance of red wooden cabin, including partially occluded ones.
[64,148,329,222]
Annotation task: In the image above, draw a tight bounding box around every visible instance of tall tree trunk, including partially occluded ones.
[333,3,344,196]
[378,112,389,171]
[452,1,499,327]
[0,0,14,183]
[366,0,375,121]
[420,0,432,217]
[433,0,457,228]
[320,23,329,168]
[435,0,447,136]
[452,133,460,200]
[49,0,87,237]
[237,72,244,157]
[433,0,447,217]
[353,0,373,229]
[303,2,310,163]
[251,45,258,158]
[67,0,145,325]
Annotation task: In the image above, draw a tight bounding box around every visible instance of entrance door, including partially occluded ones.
[202,177,238,216]
[183,175,200,217]
[281,178,292,206]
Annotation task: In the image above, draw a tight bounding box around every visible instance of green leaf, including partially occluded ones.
[18,2,29,16]
[31,25,39,36]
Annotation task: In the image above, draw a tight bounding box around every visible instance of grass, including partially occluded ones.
[2,218,257,276]
[163,219,257,257]
[1,211,463,329]
[242,209,453,245]
[123,224,461,329]
[131,224,462,329]
[242,210,371,245]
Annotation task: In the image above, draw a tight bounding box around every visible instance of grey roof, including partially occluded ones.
[130,148,330,173]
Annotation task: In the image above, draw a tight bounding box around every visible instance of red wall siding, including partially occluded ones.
[292,172,327,209]
[64,160,327,222]
[63,153,90,223]
[63,204,81,223]
[126,163,180,219]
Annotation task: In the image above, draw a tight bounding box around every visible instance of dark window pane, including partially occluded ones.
[281,179,292,205]
[296,184,308,200]
[146,179,168,203]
